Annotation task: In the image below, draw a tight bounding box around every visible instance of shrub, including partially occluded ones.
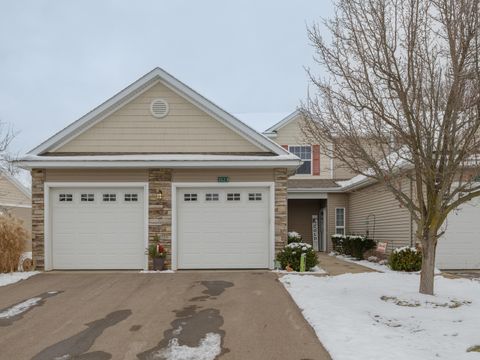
[146,235,167,259]
[330,234,376,259]
[276,242,318,271]
[389,246,422,272]
[287,231,302,244]
[0,213,29,273]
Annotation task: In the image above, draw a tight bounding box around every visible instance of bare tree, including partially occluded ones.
[301,0,480,294]
[0,122,17,174]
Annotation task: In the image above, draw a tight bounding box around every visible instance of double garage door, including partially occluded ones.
[49,185,271,270]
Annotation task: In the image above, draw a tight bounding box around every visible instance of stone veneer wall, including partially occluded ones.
[31,169,46,270]
[274,168,288,253]
[148,169,172,269]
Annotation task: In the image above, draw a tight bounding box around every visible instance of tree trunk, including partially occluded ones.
[419,234,437,295]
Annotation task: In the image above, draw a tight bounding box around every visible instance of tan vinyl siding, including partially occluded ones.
[46,169,148,182]
[273,115,332,179]
[172,169,274,182]
[348,180,413,252]
[333,159,357,180]
[0,174,30,206]
[326,193,348,251]
[55,82,263,153]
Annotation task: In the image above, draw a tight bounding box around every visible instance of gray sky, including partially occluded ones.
[0,0,333,156]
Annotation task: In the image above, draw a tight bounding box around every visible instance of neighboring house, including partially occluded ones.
[0,171,32,251]
[262,112,479,270]
[18,67,301,271]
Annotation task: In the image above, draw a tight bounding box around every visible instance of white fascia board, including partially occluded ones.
[263,110,301,134]
[29,67,289,156]
[288,187,342,193]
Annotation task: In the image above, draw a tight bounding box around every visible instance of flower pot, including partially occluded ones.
[153,257,165,271]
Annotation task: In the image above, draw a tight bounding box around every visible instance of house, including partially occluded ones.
[0,171,32,251]
[17,67,479,271]
[260,112,480,270]
[18,68,301,271]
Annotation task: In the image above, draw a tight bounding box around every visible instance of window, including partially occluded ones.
[288,145,312,175]
[184,193,198,201]
[335,208,345,235]
[103,193,116,202]
[227,193,241,201]
[248,193,262,201]
[205,193,219,201]
[124,193,138,202]
[59,194,73,202]
[81,193,94,202]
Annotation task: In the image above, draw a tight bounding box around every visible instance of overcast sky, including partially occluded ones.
[0,0,333,156]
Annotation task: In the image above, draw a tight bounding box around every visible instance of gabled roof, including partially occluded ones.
[0,170,31,200]
[263,110,301,137]
[28,67,291,156]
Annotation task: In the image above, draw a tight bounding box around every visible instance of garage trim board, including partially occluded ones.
[172,182,275,270]
[44,182,149,271]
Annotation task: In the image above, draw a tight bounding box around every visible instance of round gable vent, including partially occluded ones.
[150,98,169,118]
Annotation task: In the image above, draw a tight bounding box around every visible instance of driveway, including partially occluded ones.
[0,271,330,360]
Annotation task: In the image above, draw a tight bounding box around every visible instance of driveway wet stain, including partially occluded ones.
[136,307,226,360]
[130,325,142,332]
[31,309,132,360]
[0,291,62,326]
[200,281,233,297]
[136,280,234,360]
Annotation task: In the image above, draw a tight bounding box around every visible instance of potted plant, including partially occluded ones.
[146,236,167,270]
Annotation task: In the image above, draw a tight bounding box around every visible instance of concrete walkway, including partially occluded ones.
[317,252,375,276]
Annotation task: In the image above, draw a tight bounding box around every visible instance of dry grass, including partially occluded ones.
[0,213,29,273]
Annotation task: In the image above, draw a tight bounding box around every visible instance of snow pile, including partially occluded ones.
[154,332,221,360]
[140,270,175,274]
[0,272,39,287]
[273,265,327,275]
[0,297,41,319]
[281,272,480,359]
[393,246,419,254]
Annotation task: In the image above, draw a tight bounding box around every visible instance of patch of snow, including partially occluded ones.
[281,272,480,360]
[273,265,327,275]
[140,270,175,274]
[154,332,221,360]
[0,272,39,287]
[334,254,442,275]
[0,297,42,319]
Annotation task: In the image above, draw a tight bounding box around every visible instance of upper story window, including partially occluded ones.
[289,145,312,175]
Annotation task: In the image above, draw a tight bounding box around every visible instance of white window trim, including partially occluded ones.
[335,207,346,234]
[288,145,313,176]
[171,182,275,270]
[43,182,149,271]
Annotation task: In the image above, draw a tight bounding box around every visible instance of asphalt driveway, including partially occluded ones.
[0,271,330,360]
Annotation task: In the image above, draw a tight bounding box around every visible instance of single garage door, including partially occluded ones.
[436,196,480,270]
[177,187,271,269]
[51,187,145,269]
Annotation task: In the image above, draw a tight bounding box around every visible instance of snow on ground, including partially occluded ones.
[281,272,480,360]
[333,253,442,274]
[0,272,39,287]
[273,265,327,275]
[140,270,175,274]
[0,297,42,319]
[154,332,221,360]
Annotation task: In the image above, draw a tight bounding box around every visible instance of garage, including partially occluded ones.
[50,186,146,270]
[436,196,480,270]
[175,186,272,269]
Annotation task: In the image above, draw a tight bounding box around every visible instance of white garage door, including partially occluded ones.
[50,187,145,270]
[177,187,271,269]
[436,196,480,269]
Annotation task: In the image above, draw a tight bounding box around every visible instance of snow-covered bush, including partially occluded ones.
[331,234,376,259]
[287,231,303,244]
[276,242,318,271]
[389,246,422,272]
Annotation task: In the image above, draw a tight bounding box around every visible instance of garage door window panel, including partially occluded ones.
[248,193,262,201]
[124,193,138,202]
[184,193,198,201]
[103,194,116,202]
[81,194,95,202]
[59,194,73,202]
[206,193,219,201]
[227,193,241,201]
